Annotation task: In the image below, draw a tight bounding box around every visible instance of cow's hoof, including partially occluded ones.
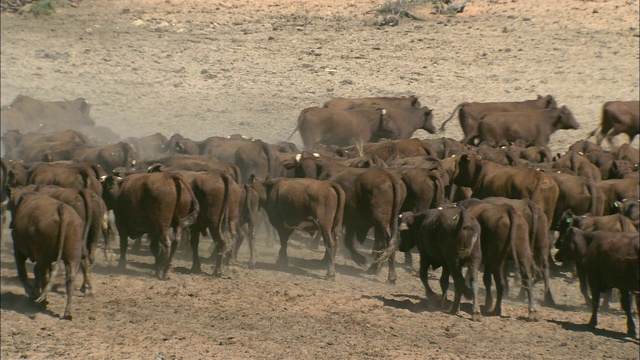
[80,286,94,297]
[527,311,539,322]
[628,330,638,339]
[386,278,397,286]
[325,274,336,281]
[247,262,256,270]
[117,261,126,269]
[190,267,202,274]
[62,313,73,321]
[472,313,483,322]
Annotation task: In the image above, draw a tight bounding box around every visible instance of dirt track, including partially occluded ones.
[1,0,639,358]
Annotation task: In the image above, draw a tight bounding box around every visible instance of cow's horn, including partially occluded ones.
[313,153,320,158]
[295,153,302,162]
[99,175,107,182]
[131,160,136,165]
[381,109,387,115]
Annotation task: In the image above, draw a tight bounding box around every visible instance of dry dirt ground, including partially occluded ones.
[1,0,639,358]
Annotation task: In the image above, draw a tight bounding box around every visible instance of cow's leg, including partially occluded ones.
[440,266,451,310]
[275,227,294,267]
[539,251,555,306]
[14,248,36,299]
[483,266,494,313]
[491,265,506,317]
[131,236,143,254]
[62,259,78,321]
[468,260,482,321]
[403,251,413,268]
[189,226,202,274]
[310,231,322,251]
[601,289,614,311]
[344,226,366,267]
[79,246,93,296]
[577,264,590,306]
[210,224,228,277]
[520,261,538,322]
[450,265,468,317]
[588,279,602,330]
[418,252,436,298]
[246,225,256,269]
[367,227,385,275]
[148,235,161,278]
[620,290,637,338]
[319,225,336,281]
[158,229,175,280]
[117,231,129,269]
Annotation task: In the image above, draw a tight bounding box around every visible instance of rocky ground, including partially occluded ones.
[1,0,639,358]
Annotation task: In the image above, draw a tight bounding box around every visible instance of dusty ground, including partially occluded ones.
[1,0,639,358]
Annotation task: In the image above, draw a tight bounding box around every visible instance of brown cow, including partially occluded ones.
[249,177,345,280]
[281,152,406,283]
[545,172,605,229]
[421,137,469,159]
[0,107,42,133]
[101,172,199,279]
[589,101,639,146]
[135,154,241,183]
[453,154,559,231]
[371,106,436,141]
[613,198,639,228]
[287,106,386,150]
[595,178,639,214]
[474,106,579,147]
[2,129,91,161]
[323,95,421,109]
[8,94,94,128]
[552,151,601,181]
[27,161,106,196]
[439,95,557,141]
[72,142,139,175]
[361,139,436,162]
[398,207,482,320]
[555,229,639,337]
[9,192,85,320]
[123,133,168,160]
[457,199,539,321]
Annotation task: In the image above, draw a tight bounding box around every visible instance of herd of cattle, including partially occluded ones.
[0,94,638,337]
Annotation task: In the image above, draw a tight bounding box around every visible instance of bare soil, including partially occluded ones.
[1,0,639,358]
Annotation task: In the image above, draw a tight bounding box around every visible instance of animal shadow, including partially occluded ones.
[0,291,58,319]
[547,319,640,343]
[254,260,325,280]
[363,294,433,313]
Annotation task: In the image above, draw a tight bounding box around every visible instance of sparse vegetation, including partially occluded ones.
[18,0,68,16]
[367,0,426,27]
[432,0,469,15]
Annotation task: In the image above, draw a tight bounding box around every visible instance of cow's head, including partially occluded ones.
[556,106,580,130]
[420,107,436,134]
[100,175,122,210]
[398,211,417,252]
[537,94,558,109]
[456,207,481,259]
[74,98,94,126]
[281,152,321,179]
[555,209,577,238]
[554,227,588,263]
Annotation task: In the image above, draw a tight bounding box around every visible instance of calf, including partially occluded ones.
[398,207,482,320]
[475,106,579,147]
[552,151,601,181]
[27,161,106,196]
[555,229,639,337]
[371,106,435,141]
[72,142,139,175]
[249,177,345,280]
[9,192,85,320]
[102,172,199,279]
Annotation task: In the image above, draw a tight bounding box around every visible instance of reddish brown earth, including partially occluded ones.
[1,0,639,358]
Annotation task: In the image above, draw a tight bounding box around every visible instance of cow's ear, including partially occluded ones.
[460,154,470,163]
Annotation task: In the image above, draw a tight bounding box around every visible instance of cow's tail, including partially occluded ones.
[586,180,598,215]
[78,189,93,249]
[219,172,233,239]
[36,203,67,303]
[530,170,544,202]
[429,172,445,208]
[506,205,522,283]
[620,215,632,232]
[527,201,538,251]
[172,174,199,229]
[286,109,308,142]
[329,182,345,243]
[438,104,463,132]
[259,140,278,179]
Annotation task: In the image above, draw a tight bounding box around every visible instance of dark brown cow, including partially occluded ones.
[8,94,94,128]
[0,107,41,133]
[398,207,482,320]
[595,178,639,214]
[552,151,601,181]
[101,172,199,279]
[136,154,241,183]
[457,199,539,321]
[475,106,579,147]
[612,143,639,165]
[9,192,85,320]
[72,142,139,175]
[613,198,639,228]
[362,139,436,162]
[27,161,106,196]
[287,106,386,150]
[453,154,560,231]
[421,137,469,159]
[556,212,637,308]
[371,106,436,141]
[281,152,406,283]
[555,229,639,337]
[439,95,557,141]
[249,177,345,280]
[545,172,605,229]
[234,139,281,183]
[589,101,639,146]
[323,95,421,109]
